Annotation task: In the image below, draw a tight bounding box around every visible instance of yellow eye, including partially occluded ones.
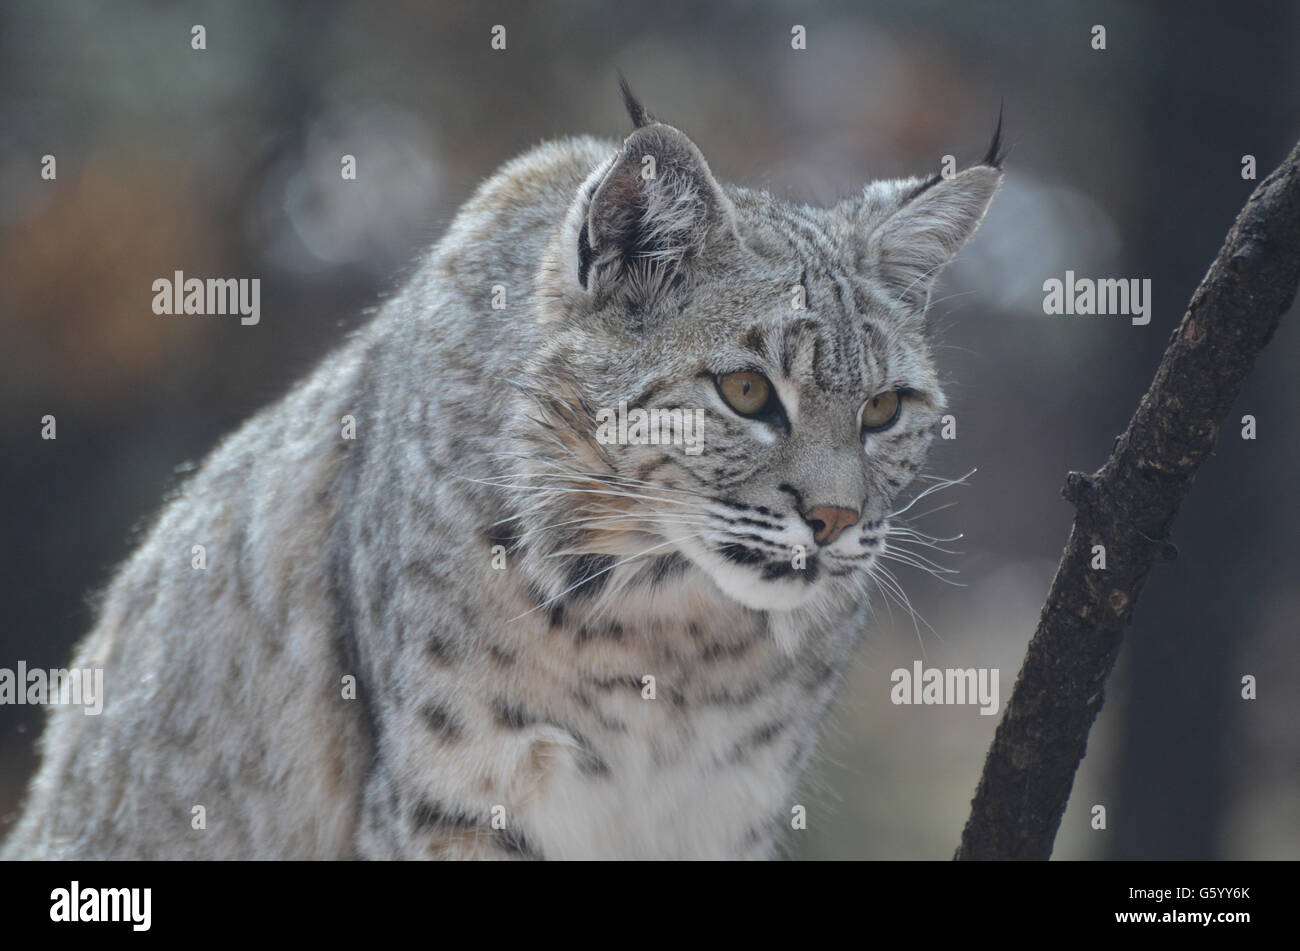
[718,372,773,416]
[860,391,902,431]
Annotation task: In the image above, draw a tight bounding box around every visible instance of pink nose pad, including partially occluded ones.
[804,506,860,545]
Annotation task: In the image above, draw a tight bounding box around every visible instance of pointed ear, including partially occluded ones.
[578,123,738,297]
[863,165,1002,313]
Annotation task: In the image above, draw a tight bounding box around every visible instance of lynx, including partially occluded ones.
[5,85,1003,859]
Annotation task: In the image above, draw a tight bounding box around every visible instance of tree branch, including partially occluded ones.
[955,137,1300,860]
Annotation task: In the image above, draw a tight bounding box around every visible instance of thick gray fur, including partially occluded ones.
[5,90,1001,859]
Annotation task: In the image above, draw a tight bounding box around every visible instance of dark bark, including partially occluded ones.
[955,138,1300,860]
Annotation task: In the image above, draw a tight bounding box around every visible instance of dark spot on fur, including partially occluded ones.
[403,559,447,588]
[578,749,611,777]
[743,822,769,849]
[776,483,805,513]
[486,517,527,554]
[646,553,689,588]
[728,721,787,765]
[411,799,477,831]
[585,673,643,692]
[526,581,566,628]
[493,698,536,730]
[566,553,615,600]
[496,824,544,860]
[571,730,612,777]
[426,634,459,665]
[718,543,766,566]
[740,326,766,356]
[636,455,668,481]
[572,689,629,732]
[422,703,464,742]
[761,558,819,584]
[700,680,765,706]
[700,636,757,662]
[749,721,785,747]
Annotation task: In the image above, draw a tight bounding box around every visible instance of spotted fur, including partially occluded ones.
[4,90,1001,860]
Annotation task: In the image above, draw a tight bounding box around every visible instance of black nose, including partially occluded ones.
[803,506,860,545]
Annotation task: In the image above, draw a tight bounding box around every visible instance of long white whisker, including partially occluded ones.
[894,500,961,523]
[493,466,708,500]
[887,526,965,546]
[880,546,961,577]
[887,537,964,558]
[507,533,707,623]
[460,478,691,510]
[503,513,701,544]
[888,468,976,519]
[878,552,966,588]
[882,539,962,573]
[871,563,942,658]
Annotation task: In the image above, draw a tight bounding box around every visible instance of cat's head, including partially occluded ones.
[515,87,1002,619]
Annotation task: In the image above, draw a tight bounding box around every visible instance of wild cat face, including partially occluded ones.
[516,91,1002,617]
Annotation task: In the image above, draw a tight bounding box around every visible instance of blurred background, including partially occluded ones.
[1,0,1297,859]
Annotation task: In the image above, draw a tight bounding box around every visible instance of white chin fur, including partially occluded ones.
[673,537,822,612]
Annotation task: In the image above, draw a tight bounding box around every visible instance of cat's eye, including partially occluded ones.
[860,390,902,432]
[717,372,774,417]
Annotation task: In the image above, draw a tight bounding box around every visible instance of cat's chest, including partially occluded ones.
[507,591,848,859]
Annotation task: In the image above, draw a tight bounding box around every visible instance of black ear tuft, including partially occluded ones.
[982,102,1007,169]
[617,72,654,129]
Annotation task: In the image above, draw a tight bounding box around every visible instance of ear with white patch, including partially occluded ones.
[576,122,738,298]
[863,165,1002,313]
